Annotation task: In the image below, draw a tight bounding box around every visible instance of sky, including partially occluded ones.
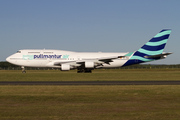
[0,0,180,64]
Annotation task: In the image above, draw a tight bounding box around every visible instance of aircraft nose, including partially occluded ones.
[6,56,10,62]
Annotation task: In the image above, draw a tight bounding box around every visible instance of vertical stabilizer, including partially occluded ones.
[123,29,172,66]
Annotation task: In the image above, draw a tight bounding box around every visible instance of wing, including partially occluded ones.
[98,56,126,64]
[53,55,126,69]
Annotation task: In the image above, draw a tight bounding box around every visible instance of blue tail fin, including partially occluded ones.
[123,29,172,66]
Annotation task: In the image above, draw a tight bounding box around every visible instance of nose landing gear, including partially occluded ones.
[21,66,26,73]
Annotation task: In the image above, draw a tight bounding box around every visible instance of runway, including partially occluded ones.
[0,81,180,85]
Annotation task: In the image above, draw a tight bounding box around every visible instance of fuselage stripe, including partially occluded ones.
[130,56,153,62]
[154,30,171,38]
[137,48,164,56]
[145,39,168,46]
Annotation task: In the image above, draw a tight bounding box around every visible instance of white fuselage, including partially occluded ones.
[6,49,129,69]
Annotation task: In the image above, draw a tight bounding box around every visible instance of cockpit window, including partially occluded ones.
[17,51,21,53]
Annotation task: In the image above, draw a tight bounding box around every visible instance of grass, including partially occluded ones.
[0,85,180,120]
[0,69,180,81]
[0,69,180,119]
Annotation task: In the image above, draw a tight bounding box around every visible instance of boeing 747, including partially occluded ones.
[6,29,172,73]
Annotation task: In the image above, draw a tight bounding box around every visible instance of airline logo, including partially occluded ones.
[23,54,69,60]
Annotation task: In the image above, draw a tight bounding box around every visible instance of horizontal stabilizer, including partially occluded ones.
[144,52,172,59]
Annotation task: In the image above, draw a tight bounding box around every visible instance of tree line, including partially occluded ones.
[0,61,180,70]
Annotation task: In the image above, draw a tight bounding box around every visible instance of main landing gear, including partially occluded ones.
[77,68,92,73]
[21,66,26,73]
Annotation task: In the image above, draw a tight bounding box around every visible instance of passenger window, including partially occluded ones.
[17,51,21,53]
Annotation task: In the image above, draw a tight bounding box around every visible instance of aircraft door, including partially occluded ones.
[77,56,81,60]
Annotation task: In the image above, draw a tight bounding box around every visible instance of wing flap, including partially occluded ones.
[99,56,125,61]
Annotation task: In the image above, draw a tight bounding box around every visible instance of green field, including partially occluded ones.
[0,69,180,120]
[0,69,180,81]
[0,85,180,120]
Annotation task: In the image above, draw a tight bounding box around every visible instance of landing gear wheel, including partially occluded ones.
[77,68,92,73]
[85,69,92,73]
[21,66,26,73]
[77,69,84,73]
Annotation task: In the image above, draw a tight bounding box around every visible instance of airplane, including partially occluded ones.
[6,29,172,73]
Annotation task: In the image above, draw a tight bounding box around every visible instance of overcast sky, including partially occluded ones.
[1,0,179,64]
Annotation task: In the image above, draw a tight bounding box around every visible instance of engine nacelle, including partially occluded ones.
[61,64,70,71]
[85,62,94,68]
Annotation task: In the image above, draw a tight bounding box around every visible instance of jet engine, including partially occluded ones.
[85,62,94,68]
[61,64,70,71]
